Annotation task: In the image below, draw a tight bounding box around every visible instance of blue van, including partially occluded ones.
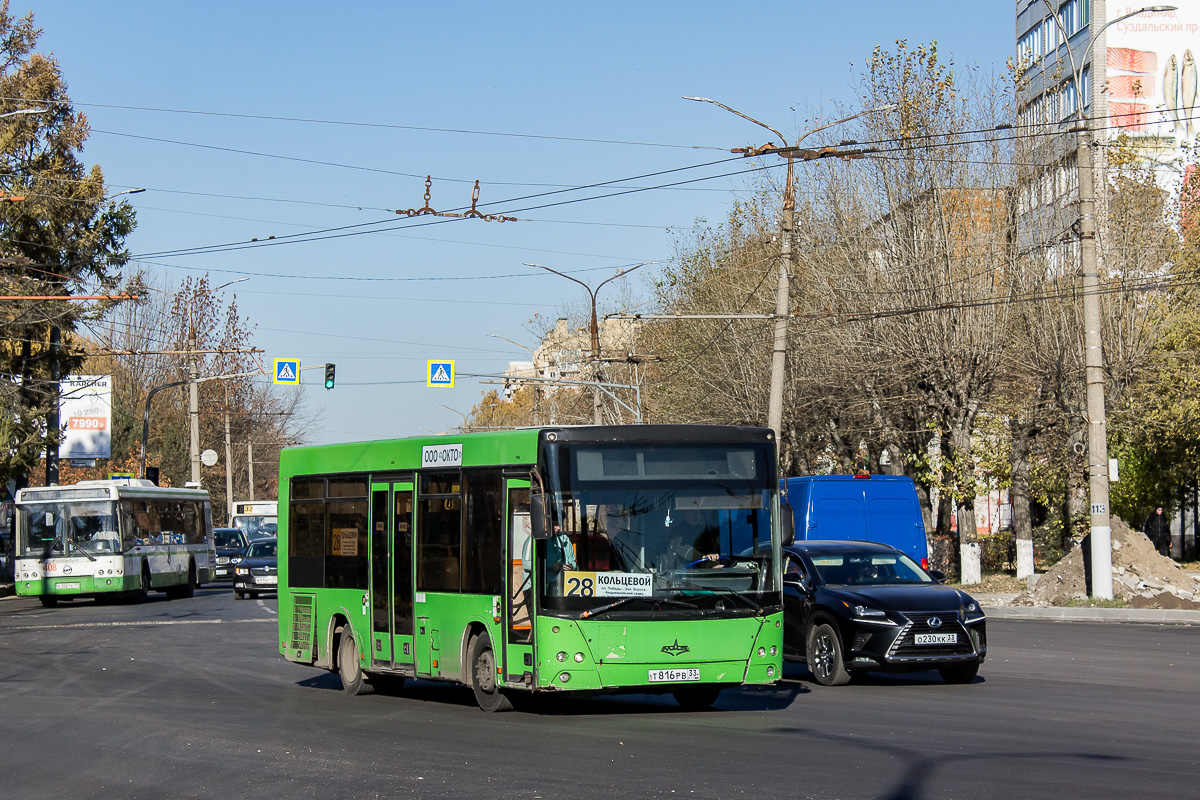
[780,475,930,568]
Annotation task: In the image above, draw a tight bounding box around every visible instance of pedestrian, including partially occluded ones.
[1144,506,1170,557]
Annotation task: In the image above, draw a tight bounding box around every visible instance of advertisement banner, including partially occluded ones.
[1105,3,1200,158]
[59,375,112,460]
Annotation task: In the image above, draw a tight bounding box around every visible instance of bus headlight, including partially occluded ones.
[758,647,767,658]
[770,646,777,656]
[559,672,570,683]
[573,652,584,663]
[767,666,776,678]
[556,651,567,662]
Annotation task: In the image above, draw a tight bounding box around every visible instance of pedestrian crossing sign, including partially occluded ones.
[427,360,455,388]
[274,358,301,385]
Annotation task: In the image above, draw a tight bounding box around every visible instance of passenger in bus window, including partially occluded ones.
[548,523,577,572]
[544,509,578,595]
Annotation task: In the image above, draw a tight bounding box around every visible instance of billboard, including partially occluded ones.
[59,375,112,460]
[1105,3,1200,160]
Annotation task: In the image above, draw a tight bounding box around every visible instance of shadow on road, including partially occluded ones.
[780,661,986,688]
[296,671,806,714]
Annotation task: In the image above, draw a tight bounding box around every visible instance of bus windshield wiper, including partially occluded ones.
[704,587,763,613]
[70,542,97,561]
[580,596,697,619]
[580,597,637,618]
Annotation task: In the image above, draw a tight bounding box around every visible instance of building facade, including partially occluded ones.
[1016,1,1196,248]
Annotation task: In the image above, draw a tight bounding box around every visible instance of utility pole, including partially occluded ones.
[246,441,255,501]
[224,410,234,524]
[187,324,201,485]
[1037,2,1173,599]
[684,97,895,441]
[45,326,61,486]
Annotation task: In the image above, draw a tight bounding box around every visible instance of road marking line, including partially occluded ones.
[3,619,275,631]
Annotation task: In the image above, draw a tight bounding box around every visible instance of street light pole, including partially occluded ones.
[488,333,541,424]
[1040,2,1174,599]
[528,262,650,424]
[683,98,895,442]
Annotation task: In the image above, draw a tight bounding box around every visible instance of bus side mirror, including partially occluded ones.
[781,506,795,547]
[530,494,550,541]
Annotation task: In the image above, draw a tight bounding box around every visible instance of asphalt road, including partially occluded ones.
[1,589,1197,800]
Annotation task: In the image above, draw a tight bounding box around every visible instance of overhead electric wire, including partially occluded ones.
[130,154,746,260]
[11,97,725,151]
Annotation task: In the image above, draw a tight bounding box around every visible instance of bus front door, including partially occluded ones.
[368,481,415,670]
[504,480,534,684]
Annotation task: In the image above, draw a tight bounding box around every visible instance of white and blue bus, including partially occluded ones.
[13,478,215,607]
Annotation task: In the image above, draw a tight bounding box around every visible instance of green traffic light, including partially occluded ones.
[324,363,335,390]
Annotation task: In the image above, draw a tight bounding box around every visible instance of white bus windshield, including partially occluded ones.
[233,515,277,539]
[18,501,121,557]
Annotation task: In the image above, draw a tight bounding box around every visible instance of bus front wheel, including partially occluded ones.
[132,565,151,604]
[469,632,513,712]
[338,627,374,696]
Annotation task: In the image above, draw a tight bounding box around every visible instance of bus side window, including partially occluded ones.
[327,498,368,590]
[418,472,462,592]
[463,469,503,595]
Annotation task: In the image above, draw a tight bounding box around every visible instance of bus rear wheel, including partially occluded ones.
[469,632,512,712]
[183,561,196,598]
[338,627,374,696]
[39,595,58,608]
[166,562,196,600]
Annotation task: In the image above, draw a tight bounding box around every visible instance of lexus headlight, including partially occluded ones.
[959,595,985,621]
[845,602,896,625]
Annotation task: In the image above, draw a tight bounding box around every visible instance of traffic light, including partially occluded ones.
[324,363,336,390]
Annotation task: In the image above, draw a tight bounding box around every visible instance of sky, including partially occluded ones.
[28,1,1014,445]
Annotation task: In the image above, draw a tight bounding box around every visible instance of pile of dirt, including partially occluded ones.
[1011,517,1200,608]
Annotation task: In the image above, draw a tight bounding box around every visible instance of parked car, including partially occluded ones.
[212,527,251,583]
[781,540,986,686]
[781,474,930,567]
[232,537,278,599]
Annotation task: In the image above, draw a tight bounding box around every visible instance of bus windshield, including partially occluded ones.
[234,515,277,539]
[538,442,778,616]
[18,501,122,557]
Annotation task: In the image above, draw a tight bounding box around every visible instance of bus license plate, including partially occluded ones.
[57,582,81,590]
[648,668,700,683]
[914,633,957,645]
[255,575,278,585]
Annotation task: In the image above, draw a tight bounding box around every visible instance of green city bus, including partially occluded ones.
[277,425,784,711]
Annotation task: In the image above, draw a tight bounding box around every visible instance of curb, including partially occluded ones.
[982,604,1200,624]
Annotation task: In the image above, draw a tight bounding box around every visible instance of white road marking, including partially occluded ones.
[5,618,275,631]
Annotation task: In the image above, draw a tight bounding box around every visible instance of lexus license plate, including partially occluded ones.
[255,575,278,585]
[215,569,227,576]
[57,582,81,590]
[648,668,700,683]
[914,633,957,645]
